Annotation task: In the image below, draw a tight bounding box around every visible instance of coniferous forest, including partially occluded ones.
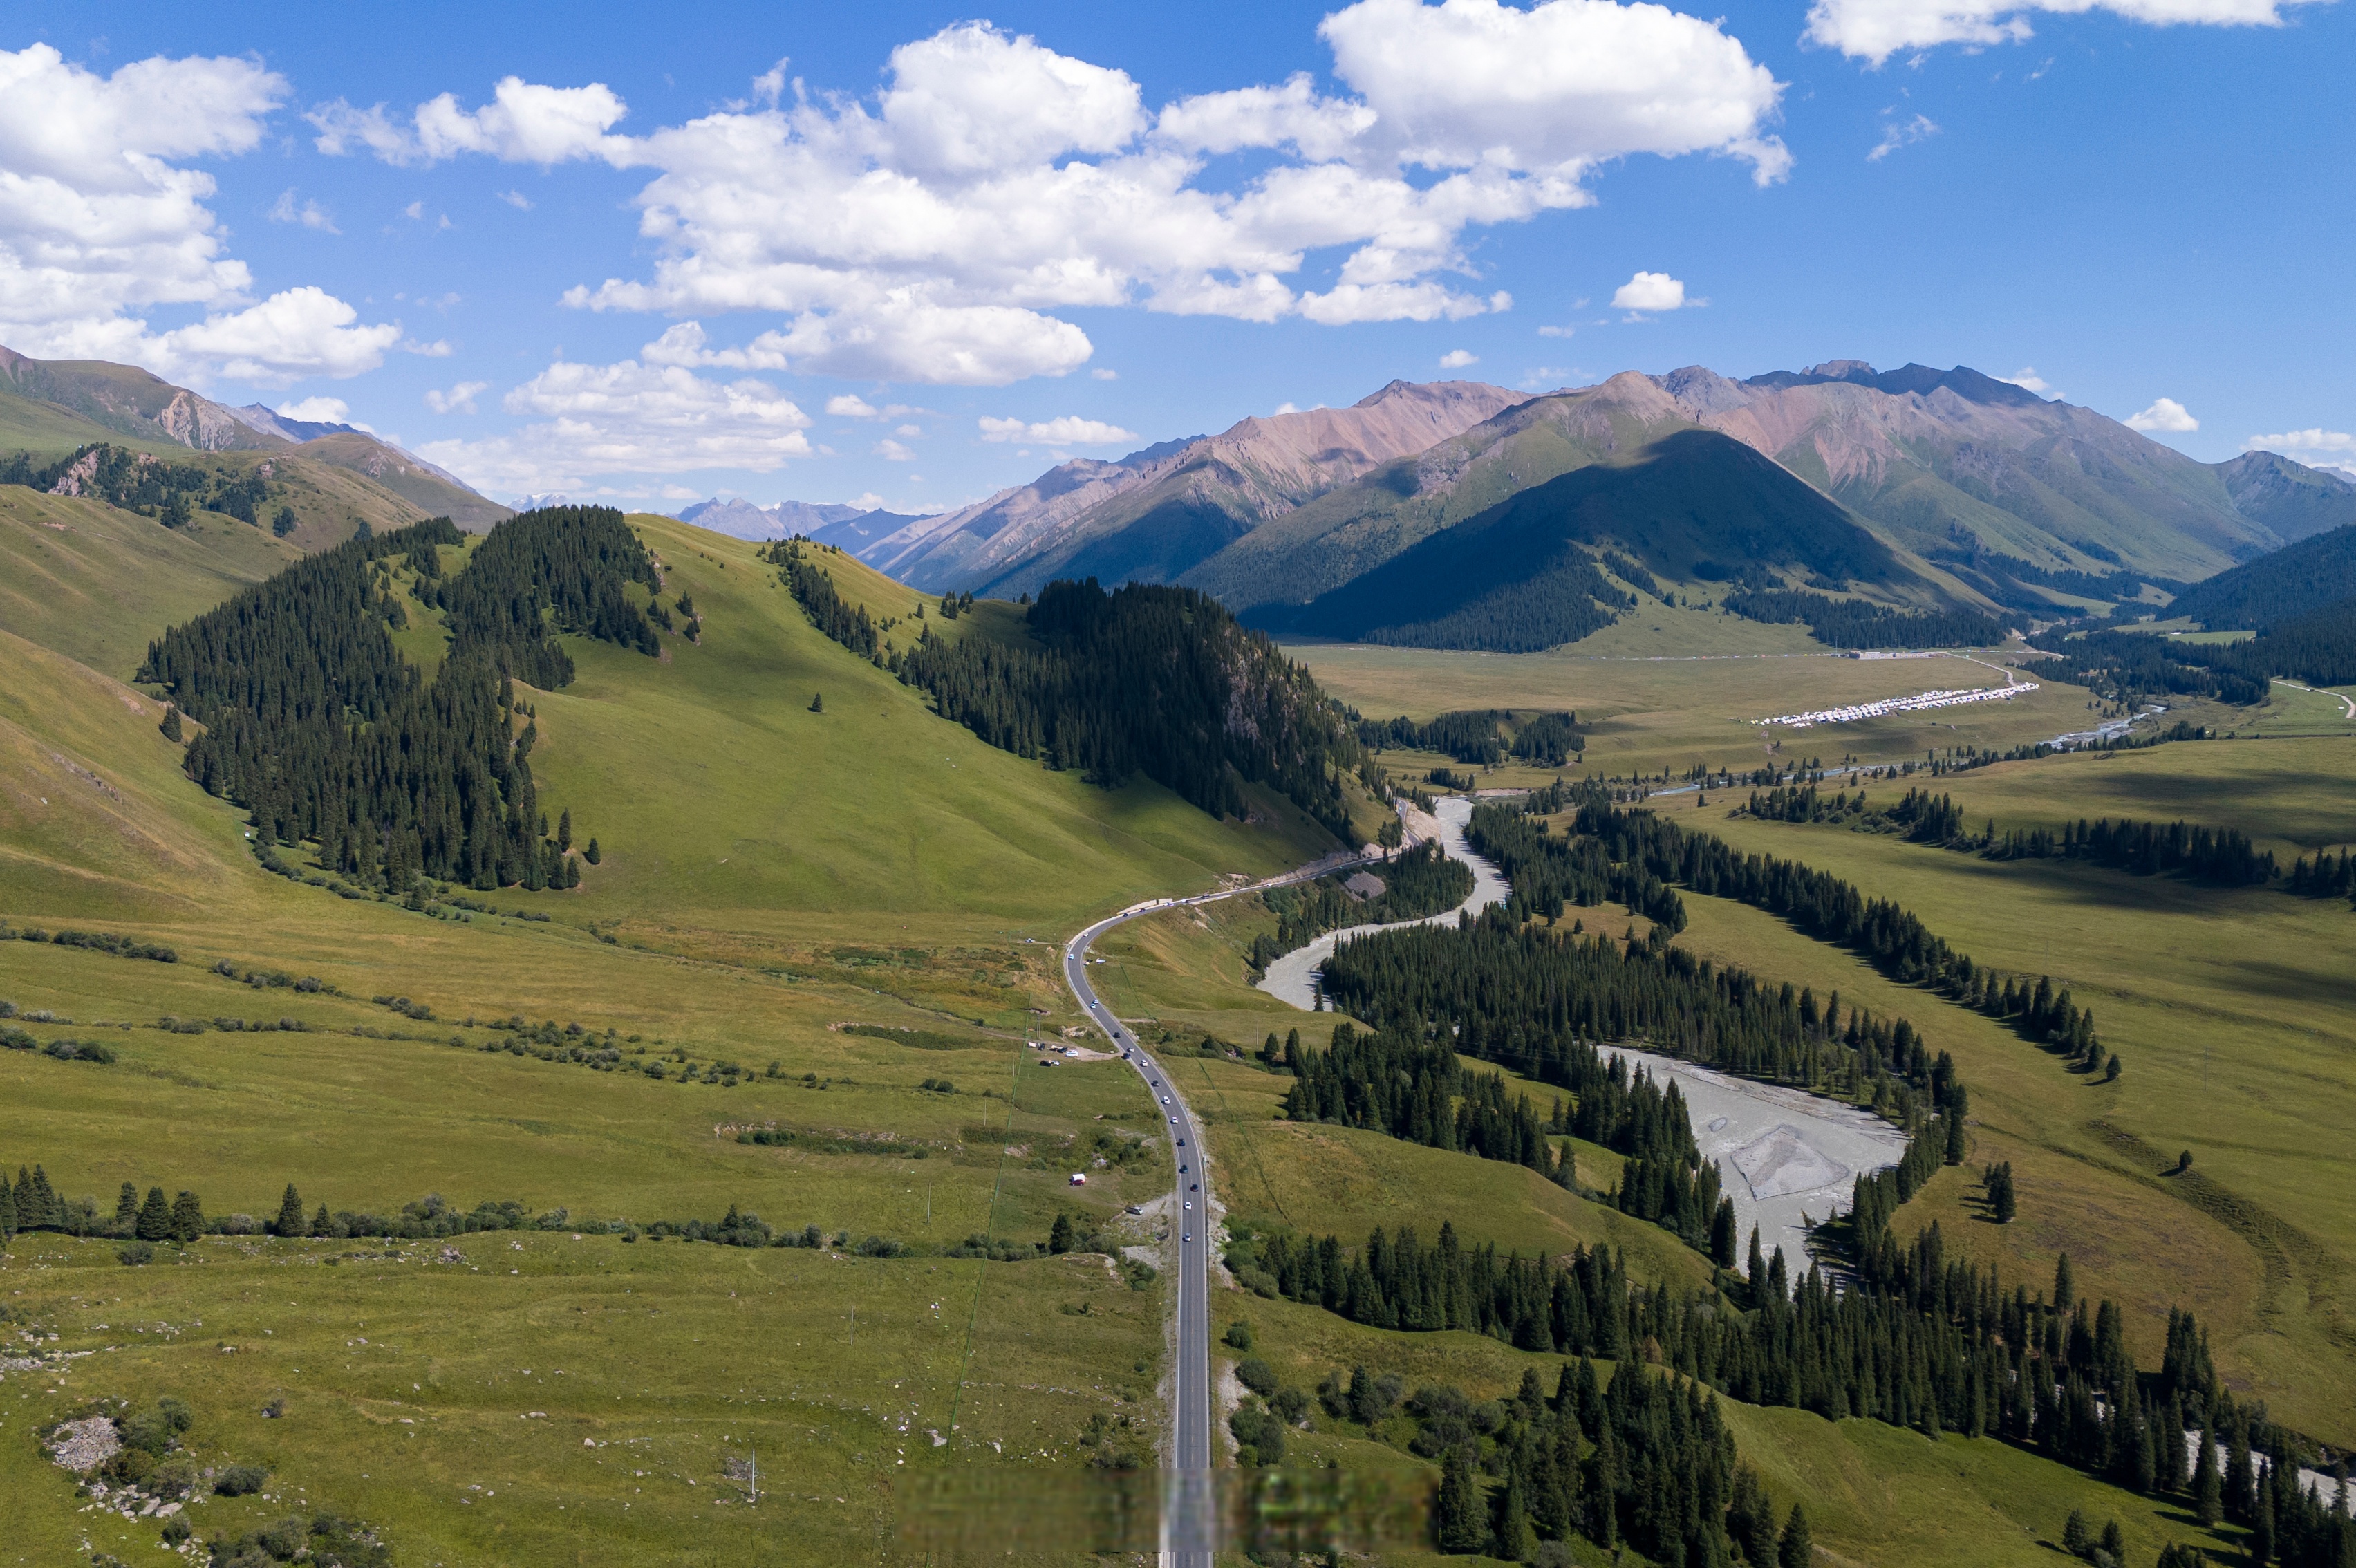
[1721,589,2010,649]
[1244,985,2348,1566]
[1745,784,2281,888]
[1490,799,2112,1072]
[1353,709,1584,767]
[2023,608,2356,704]
[773,550,1363,837]
[141,507,663,890]
[0,442,274,527]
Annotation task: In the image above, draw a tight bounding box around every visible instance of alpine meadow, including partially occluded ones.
[3,5,2355,1568]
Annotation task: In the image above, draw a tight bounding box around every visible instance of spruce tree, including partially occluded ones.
[1943,1109,1967,1164]
[276,1184,305,1238]
[312,1202,331,1237]
[2100,1520,2125,1563]
[1048,1213,1075,1254]
[2062,1509,2093,1557]
[1433,1446,1485,1553]
[12,1167,32,1230]
[1777,1503,1813,1568]
[115,1182,140,1233]
[1490,1464,1534,1562]
[557,809,572,851]
[30,1166,57,1228]
[1710,1197,1737,1268]
[0,1178,15,1242]
[169,1191,204,1244]
[160,705,184,741]
[2053,1253,2075,1315]
[810,692,824,713]
[135,1185,173,1242]
[584,837,601,865]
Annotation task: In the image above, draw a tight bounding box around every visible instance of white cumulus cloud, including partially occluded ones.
[827,394,881,418]
[308,77,631,166]
[978,415,1142,446]
[425,380,489,415]
[1806,0,2325,66]
[1439,348,1479,368]
[276,396,351,424]
[875,438,917,461]
[1611,270,1688,312]
[414,359,812,492]
[327,10,1788,385]
[2245,427,2356,476]
[2125,397,2198,433]
[2000,366,2054,394]
[0,44,401,386]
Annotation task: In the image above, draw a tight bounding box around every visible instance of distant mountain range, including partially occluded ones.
[671,496,932,550]
[0,345,510,532]
[1249,428,1914,649]
[854,379,1531,596]
[832,360,2356,652]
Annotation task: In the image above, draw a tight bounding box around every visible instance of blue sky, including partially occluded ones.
[6,0,2350,512]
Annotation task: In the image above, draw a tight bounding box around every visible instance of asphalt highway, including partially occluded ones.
[1059,852,1367,1565]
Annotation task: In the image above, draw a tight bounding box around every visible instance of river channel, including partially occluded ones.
[1253,794,1508,1009]
[1255,792,1906,1280]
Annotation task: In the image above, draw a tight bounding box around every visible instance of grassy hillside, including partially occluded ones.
[290,431,513,531]
[516,519,1336,946]
[0,349,279,451]
[1690,754,2356,1446]
[1183,387,1693,615]
[2166,522,2356,629]
[0,379,160,453]
[1249,431,1941,652]
[0,487,301,678]
[0,509,1368,1564]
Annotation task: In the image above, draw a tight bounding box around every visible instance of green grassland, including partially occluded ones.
[1905,734,2356,856]
[1,489,299,679]
[1066,727,2353,1560]
[1689,763,2356,1446]
[5,487,2347,1562]
[1293,634,2171,783]
[1,1225,1165,1568]
[0,504,1371,1562]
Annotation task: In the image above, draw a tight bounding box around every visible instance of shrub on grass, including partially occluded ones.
[1226,1406,1284,1467]
[1235,1357,1278,1397]
[214,1464,268,1496]
[117,1240,155,1266]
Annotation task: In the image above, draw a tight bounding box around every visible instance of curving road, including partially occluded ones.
[1060,850,1371,1565]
